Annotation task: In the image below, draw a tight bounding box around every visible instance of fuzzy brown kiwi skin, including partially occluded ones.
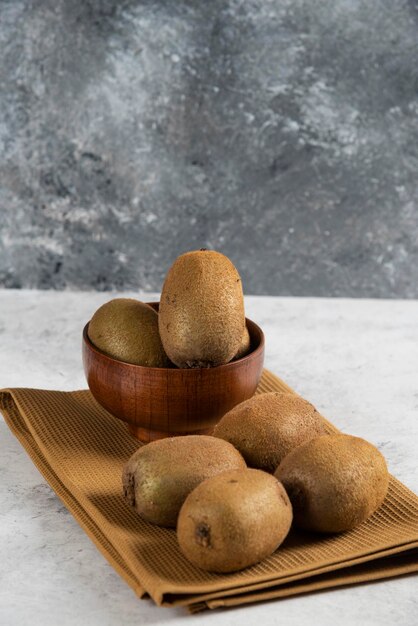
[213,392,326,473]
[158,250,245,368]
[176,468,293,573]
[88,298,171,367]
[122,436,246,528]
[231,325,251,361]
[275,434,389,533]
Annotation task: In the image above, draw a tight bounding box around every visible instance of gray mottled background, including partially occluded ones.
[1,0,418,297]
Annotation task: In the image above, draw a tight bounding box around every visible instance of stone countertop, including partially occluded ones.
[0,289,417,625]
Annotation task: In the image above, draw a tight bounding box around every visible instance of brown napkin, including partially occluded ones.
[1,370,417,612]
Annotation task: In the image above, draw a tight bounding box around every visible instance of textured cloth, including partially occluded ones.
[1,370,417,612]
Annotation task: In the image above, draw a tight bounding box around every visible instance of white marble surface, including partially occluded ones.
[0,289,417,625]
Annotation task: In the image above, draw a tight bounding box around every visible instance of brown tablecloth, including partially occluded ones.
[1,370,417,612]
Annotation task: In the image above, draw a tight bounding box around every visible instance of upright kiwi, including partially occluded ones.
[88,298,171,367]
[275,434,389,533]
[158,250,245,368]
[232,325,251,360]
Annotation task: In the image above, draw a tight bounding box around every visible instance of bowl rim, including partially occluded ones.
[83,316,265,372]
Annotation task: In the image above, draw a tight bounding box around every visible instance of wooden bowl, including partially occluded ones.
[82,303,264,443]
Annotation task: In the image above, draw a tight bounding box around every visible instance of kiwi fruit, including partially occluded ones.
[177,468,292,573]
[88,298,171,367]
[122,435,246,527]
[232,325,251,360]
[275,434,389,533]
[213,392,326,472]
[159,250,245,368]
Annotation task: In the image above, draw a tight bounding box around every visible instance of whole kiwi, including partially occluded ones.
[158,250,245,368]
[232,325,251,361]
[177,468,292,573]
[122,436,246,527]
[213,392,326,472]
[88,298,171,367]
[275,434,389,533]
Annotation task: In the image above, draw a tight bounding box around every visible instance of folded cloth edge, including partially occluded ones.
[189,549,418,612]
[0,389,146,601]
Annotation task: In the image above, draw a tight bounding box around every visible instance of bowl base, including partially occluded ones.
[128,424,214,443]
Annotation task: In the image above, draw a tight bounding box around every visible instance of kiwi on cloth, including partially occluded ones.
[275,433,389,533]
[122,435,246,527]
[177,468,292,573]
[213,392,326,472]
